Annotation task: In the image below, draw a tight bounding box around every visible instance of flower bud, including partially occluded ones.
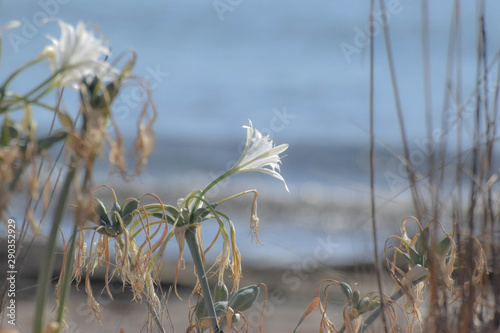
[357,297,370,313]
[368,300,380,311]
[213,282,229,302]
[214,301,229,317]
[340,282,352,301]
[232,313,241,323]
[351,290,360,308]
[121,199,138,226]
[228,285,259,312]
[95,199,110,226]
[195,297,206,321]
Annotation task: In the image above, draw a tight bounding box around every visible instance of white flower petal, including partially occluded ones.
[231,120,289,192]
[0,21,21,36]
[43,20,111,86]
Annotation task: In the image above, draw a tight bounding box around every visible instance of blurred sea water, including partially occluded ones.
[2,1,500,267]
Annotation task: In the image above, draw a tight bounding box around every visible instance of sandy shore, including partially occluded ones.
[0,240,393,332]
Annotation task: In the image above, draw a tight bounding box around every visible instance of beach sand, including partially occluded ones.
[1,240,394,332]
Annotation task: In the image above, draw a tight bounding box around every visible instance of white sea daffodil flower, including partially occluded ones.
[0,20,21,37]
[43,20,111,86]
[230,120,289,192]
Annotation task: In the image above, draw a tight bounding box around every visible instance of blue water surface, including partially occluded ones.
[2,1,500,266]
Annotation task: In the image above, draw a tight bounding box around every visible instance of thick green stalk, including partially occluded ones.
[55,223,79,331]
[33,165,76,333]
[359,275,428,332]
[361,289,403,331]
[184,226,222,333]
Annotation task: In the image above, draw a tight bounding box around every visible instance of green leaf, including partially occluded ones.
[181,208,190,224]
[57,111,74,130]
[1,115,11,146]
[192,203,218,222]
[416,227,430,255]
[435,236,451,257]
[151,212,176,225]
[36,131,68,152]
[408,246,421,266]
[121,199,139,226]
[95,198,111,226]
[396,250,415,267]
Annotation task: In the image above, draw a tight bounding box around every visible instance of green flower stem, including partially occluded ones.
[190,171,233,221]
[360,289,403,331]
[184,226,222,333]
[201,171,233,198]
[147,299,166,333]
[357,275,428,333]
[23,70,61,100]
[33,164,76,333]
[56,223,79,332]
[215,189,256,205]
[1,54,45,89]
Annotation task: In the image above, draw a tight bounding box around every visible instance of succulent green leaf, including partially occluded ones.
[121,199,138,217]
[416,227,430,255]
[97,225,118,237]
[95,198,111,226]
[1,116,12,146]
[112,201,121,213]
[36,131,68,152]
[396,249,415,267]
[163,205,179,218]
[121,199,138,225]
[181,208,190,224]
[408,246,421,266]
[152,212,176,225]
[111,202,122,229]
[193,204,217,222]
[57,111,74,130]
[435,236,451,257]
[111,211,124,234]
